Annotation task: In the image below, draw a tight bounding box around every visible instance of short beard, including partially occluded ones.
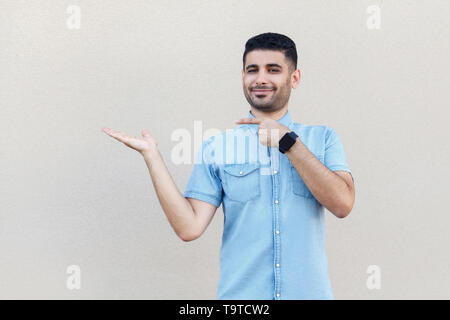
[252,103,278,112]
[244,77,291,113]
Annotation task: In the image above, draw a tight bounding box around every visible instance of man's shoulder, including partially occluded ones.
[291,122,336,154]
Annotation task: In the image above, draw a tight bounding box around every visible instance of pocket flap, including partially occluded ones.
[223,163,260,177]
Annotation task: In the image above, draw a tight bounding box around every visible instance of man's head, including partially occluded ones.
[242,32,300,113]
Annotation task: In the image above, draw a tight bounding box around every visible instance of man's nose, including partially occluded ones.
[255,71,269,86]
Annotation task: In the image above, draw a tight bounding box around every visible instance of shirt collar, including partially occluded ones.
[245,109,293,131]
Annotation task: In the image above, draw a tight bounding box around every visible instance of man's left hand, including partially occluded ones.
[235,117,291,147]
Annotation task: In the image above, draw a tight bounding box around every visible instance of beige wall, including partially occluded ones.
[0,0,448,299]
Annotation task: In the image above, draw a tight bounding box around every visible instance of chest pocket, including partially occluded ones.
[223,163,261,202]
[291,153,324,198]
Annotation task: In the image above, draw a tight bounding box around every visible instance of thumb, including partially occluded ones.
[142,129,150,137]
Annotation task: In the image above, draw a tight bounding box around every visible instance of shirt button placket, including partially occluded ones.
[272,161,281,300]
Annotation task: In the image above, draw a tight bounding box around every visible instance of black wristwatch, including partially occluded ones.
[279,131,298,154]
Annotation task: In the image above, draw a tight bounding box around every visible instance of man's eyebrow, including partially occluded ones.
[245,63,283,70]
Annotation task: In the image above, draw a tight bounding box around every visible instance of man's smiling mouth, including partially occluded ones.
[252,89,274,94]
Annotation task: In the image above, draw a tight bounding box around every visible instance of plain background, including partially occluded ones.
[1,0,449,299]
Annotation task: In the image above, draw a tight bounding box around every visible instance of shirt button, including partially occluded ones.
[276,263,280,268]
[274,200,279,204]
[239,171,243,175]
[273,170,278,174]
[276,230,280,234]
[276,293,280,297]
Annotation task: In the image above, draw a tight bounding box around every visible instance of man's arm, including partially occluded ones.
[233,118,354,218]
[285,138,355,218]
[142,150,218,241]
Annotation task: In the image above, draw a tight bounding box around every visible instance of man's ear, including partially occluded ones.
[292,69,301,89]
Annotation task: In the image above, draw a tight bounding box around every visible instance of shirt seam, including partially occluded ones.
[328,165,351,172]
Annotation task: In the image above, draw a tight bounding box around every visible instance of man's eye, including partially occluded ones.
[248,69,278,73]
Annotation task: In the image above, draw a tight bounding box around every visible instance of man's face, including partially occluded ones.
[242,49,298,113]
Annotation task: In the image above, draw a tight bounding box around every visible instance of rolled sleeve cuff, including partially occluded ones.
[329,166,354,182]
[183,191,222,208]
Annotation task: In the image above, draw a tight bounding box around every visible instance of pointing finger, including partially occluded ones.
[102,127,129,143]
[234,118,261,124]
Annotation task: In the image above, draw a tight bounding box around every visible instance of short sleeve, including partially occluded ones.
[183,137,223,207]
[324,127,354,181]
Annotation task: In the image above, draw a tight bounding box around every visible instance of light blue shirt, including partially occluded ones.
[183,109,353,300]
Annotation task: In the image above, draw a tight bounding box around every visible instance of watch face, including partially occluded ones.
[279,131,297,153]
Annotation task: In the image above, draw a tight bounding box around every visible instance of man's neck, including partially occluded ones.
[250,106,288,121]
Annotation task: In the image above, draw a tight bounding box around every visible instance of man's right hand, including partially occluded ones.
[101,127,158,156]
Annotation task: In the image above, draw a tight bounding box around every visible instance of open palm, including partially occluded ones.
[102,127,158,155]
